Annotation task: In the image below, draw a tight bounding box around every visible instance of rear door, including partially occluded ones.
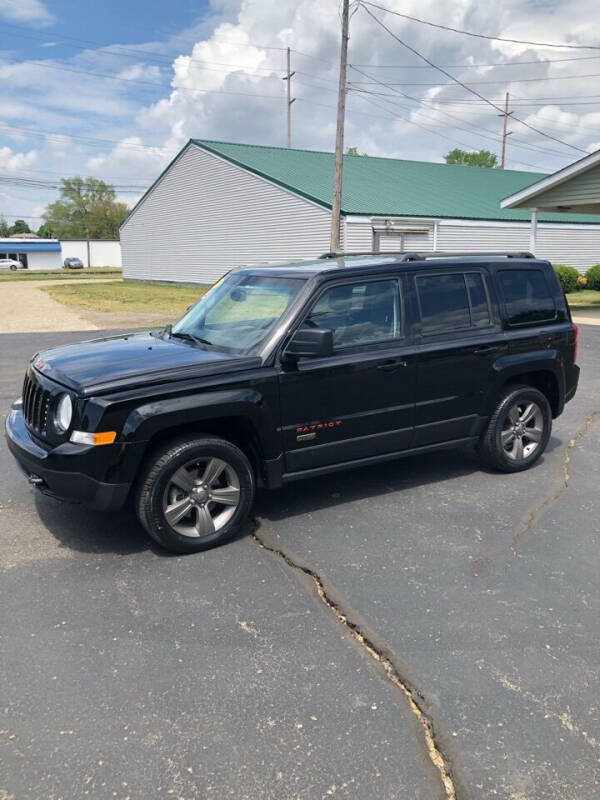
[278,275,417,472]
[411,267,508,446]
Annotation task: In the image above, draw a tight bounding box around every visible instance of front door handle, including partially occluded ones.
[474,346,495,355]
[377,358,408,371]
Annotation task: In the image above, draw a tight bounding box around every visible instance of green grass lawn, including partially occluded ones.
[0,267,122,282]
[41,280,206,314]
[565,289,600,307]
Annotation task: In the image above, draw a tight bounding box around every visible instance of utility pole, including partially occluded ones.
[283,47,296,148]
[499,92,513,169]
[330,0,350,253]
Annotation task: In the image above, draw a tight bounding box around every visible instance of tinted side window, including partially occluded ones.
[416,273,471,333]
[498,269,555,325]
[305,279,401,349]
[465,273,491,328]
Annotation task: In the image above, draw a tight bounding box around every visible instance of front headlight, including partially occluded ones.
[55,393,73,432]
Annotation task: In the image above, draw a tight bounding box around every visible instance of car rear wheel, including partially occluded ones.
[135,436,254,553]
[479,385,552,473]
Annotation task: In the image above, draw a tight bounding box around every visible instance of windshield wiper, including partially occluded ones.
[170,330,213,347]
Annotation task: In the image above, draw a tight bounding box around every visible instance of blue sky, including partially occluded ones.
[1,0,599,229]
[3,0,210,52]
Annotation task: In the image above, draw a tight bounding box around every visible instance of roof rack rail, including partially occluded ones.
[319,250,535,260]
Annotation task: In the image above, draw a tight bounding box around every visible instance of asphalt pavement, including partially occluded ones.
[1,328,598,800]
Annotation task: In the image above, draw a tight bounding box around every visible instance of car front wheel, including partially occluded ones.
[135,436,254,553]
[479,385,552,472]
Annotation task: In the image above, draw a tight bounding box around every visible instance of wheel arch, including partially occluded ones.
[137,416,266,486]
[491,353,565,418]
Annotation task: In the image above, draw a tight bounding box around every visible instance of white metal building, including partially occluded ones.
[0,238,121,269]
[61,240,122,267]
[121,140,600,284]
[0,238,62,269]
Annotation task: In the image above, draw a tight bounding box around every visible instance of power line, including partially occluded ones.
[358,3,588,155]
[351,55,600,69]
[360,2,600,51]
[349,71,600,85]
[0,56,288,100]
[0,174,148,192]
[0,20,288,56]
[351,91,551,171]
[348,66,580,160]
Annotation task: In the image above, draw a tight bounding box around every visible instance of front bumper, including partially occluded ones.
[5,404,136,511]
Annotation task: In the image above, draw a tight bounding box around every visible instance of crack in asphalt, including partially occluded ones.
[510,410,600,553]
[470,410,600,575]
[251,526,458,800]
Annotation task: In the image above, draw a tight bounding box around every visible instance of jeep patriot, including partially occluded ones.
[6,252,580,553]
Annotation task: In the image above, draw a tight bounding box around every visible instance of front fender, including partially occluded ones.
[120,387,281,457]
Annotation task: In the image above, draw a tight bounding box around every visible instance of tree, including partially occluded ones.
[37,222,56,239]
[444,149,499,168]
[42,177,130,239]
[0,216,10,237]
[345,146,368,156]
[9,219,31,234]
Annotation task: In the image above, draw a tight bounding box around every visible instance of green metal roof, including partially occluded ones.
[193,139,600,224]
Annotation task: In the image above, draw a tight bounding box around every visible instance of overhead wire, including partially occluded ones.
[359,2,600,50]
[358,3,588,155]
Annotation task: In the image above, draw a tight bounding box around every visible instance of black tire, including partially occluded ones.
[135,435,254,554]
[479,384,552,473]
[10,265,16,271]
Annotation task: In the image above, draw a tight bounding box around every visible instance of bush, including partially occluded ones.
[585,264,600,291]
[577,275,587,288]
[553,264,580,293]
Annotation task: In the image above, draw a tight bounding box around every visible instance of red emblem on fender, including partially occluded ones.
[296,419,342,434]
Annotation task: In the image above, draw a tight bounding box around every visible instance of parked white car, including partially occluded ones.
[0,258,25,270]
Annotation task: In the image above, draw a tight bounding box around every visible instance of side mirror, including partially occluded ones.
[284,327,333,359]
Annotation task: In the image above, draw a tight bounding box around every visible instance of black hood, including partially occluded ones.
[32,332,261,395]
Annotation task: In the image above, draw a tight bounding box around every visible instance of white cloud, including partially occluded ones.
[0,145,38,171]
[0,0,54,26]
[3,0,600,222]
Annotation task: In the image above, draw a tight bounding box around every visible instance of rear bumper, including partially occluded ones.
[565,364,580,405]
[5,404,133,511]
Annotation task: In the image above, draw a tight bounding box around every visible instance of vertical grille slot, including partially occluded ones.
[22,373,51,435]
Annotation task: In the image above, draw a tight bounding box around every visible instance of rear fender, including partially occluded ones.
[486,350,565,415]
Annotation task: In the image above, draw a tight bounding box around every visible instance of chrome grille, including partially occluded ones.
[22,373,52,435]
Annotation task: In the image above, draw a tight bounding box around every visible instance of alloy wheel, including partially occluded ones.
[501,400,544,461]
[162,457,241,538]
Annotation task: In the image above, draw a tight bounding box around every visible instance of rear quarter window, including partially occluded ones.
[498,269,556,326]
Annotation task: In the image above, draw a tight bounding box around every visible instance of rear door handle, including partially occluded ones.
[474,346,495,354]
[377,358,408,371]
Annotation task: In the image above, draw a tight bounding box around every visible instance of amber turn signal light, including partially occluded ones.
[70,430,117,446]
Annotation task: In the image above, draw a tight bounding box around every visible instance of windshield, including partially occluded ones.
[171,272,305,354]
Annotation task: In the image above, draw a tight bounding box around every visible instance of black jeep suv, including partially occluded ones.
[6,252,579,553]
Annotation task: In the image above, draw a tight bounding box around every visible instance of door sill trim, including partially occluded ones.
[281,436,477,483]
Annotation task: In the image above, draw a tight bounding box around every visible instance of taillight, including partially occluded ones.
[573,323,579,364]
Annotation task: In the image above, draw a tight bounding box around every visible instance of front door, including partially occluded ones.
[279,276,417,473]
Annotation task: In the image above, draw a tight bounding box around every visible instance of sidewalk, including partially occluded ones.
[571,307,600,326]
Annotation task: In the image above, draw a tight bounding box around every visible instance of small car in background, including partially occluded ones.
[63,257,84,269]
[0,258,26,270]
